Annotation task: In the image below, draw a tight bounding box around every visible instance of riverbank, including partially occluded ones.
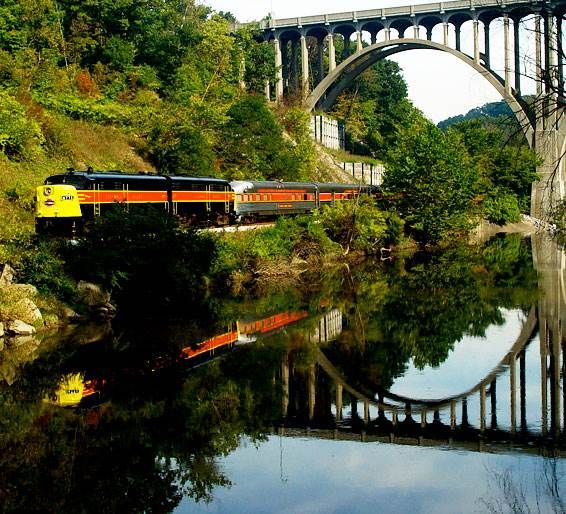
[471,214,556,243]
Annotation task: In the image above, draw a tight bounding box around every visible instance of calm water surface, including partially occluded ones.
[1,233,565,513]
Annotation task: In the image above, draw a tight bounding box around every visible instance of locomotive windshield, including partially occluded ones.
[45,174,90,189]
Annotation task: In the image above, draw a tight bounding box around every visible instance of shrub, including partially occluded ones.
[0,91,44,159]
[483,191,521,225]
[16,239,76,301]
[316,196,401,253]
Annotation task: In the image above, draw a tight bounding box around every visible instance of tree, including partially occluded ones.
[329,59,415,158]
[383,114,478,243]
[449,119,539,222]
[219,94,292,180]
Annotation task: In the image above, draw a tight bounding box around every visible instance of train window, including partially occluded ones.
[263,194,267,201]
[45,175,89,189]
[304,194,308,201]
[99,180,125,190]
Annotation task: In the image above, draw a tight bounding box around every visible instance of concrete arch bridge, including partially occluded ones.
[249,0,566,218]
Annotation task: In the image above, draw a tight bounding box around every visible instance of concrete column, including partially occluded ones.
[520,350,527,432]
[370,31,377,45]
[335,383,343,421]
[308,365,316,421]
[455,24,461,51]
[443,22,449,46]
[290,40,299,91]
[549,16,559,100]
[490,378,498,429]
[480,383,486,432]
[328,33,336,72]
[317,38,325,84]
[264,80,271,101]
[504,15,512,95]
[281,357,289,417]
[356,30,363,52]
[473,20,480,64]
[300,35,309,94]
[484,22,491,67]
[541,317,549,435]
[341,31,353,60]
[510,353,516,433]
[281,40,289,92]
[461,397,469,426]
[450,400,456,429]
[513,19,521,94]
[552,325,561,437]
[385,28,391,41]
[536,15,543,97]
[543,12,559,99]
[273,38,284,102]
[558,16,564,94]
[413,25,419,39]
[532,129,564,218]
[364,400,370,423]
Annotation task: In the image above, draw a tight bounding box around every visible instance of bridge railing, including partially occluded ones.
[261,0,531,29]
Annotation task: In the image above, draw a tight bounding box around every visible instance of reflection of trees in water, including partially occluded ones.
[0,339,285,513]
[326,235,538,393]
[481,458,566,514]
[0,235,543,512]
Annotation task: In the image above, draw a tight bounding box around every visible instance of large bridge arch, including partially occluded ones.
[305,38,535,145]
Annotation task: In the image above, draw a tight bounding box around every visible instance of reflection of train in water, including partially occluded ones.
[47,309,343,407]
[35,170,379,233]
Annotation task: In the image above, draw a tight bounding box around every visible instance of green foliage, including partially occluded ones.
[316,196,402,253]
[280,108,317,182]
[63,207,216,316]
[384,115,478,243]
[329,60,415,158]
[14,238,76,300]
[449,119,539,223]
[36,92,133,125]
[102,36,135,70]
[149,117,216,175]
[219,95,305,180]
[211,216,339,283]
[0,91,44,159]
[483,190,521,224]
[551,198,566,243]
[236,29,276,95]
[438,100,515,131]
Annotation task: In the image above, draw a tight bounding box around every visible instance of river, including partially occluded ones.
[0,233,564,513]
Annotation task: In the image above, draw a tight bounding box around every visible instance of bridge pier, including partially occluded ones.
[533,234,566,437]
[531,128,566,220]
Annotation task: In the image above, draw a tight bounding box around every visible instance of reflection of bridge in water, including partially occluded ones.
[280,234,566,453]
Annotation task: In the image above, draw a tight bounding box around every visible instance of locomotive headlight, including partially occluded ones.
[44,187,52,196]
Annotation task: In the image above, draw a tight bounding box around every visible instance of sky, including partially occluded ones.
[202,0,539,123]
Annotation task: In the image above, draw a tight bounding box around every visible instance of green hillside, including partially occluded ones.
[0,1,326,244]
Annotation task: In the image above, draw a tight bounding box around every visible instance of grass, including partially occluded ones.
[326,147,383,166]
[0,114,155,270]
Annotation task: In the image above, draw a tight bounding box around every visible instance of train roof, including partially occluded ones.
[230,180,318,193]
[45,171,229,184]
[169,175,229,185]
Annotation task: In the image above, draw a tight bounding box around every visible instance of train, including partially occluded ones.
[34,169,379,234]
